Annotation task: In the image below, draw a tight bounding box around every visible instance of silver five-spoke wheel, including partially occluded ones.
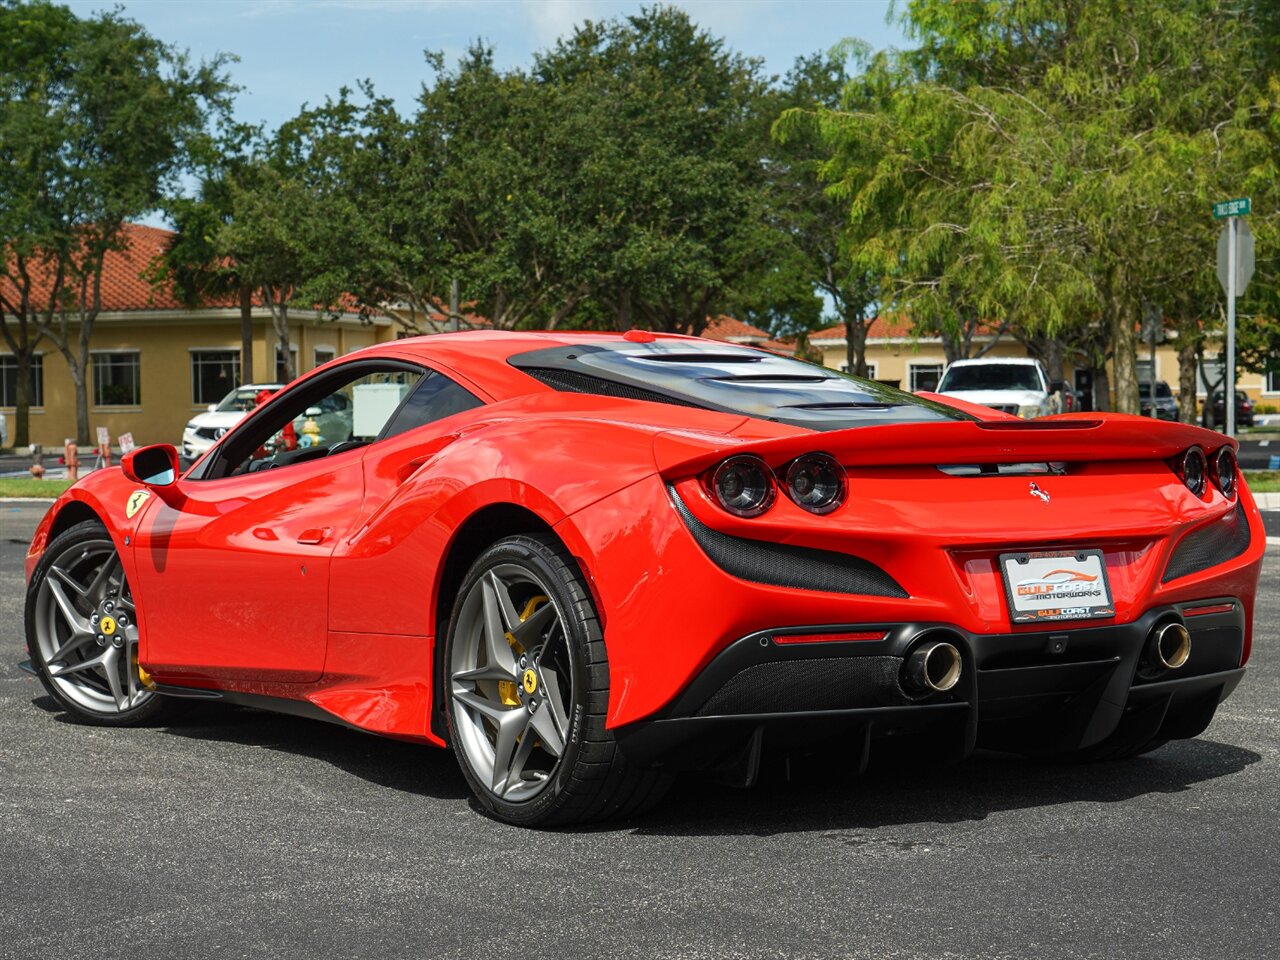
[26,520,163,724]
[444,533,670,826]
[449,564,573,803]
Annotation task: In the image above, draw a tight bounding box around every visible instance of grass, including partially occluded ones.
[0,477,73,498]
[1244,470,1280,493]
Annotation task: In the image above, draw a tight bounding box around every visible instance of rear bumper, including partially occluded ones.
[615,600,1245,770]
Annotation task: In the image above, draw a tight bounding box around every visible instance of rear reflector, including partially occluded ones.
[1183,603,1236,618]
[773,630,887,644]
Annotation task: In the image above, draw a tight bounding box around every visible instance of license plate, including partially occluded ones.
[999,549,1115,624]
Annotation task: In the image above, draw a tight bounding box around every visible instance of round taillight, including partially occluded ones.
[785,453,846,514]
[1213,447,1237,498]
[1181,447,1208,497]
[710,456,776,517]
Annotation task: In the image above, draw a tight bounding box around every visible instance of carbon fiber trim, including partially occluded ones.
[668,486,909,598]
[521,367,705,408]
[1162,501,1251,583]
[695,656,908,715]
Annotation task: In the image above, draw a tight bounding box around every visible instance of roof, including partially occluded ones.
[2,223,187,313]
[809,316,1003,344]
[1,223,369,317]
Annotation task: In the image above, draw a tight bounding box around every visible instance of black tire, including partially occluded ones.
[25,519,169,726]
[443,532,670,827]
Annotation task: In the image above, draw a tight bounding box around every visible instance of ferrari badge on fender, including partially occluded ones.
[125,489,150,519]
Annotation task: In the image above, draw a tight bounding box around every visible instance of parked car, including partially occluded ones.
[182,383,285,459]
[934,358,1066,418]
[1139,381,1179,421]
[183,383,356,459]
[0,409,7,448]
[1204,390,1254,429]
[22,332,1260,826]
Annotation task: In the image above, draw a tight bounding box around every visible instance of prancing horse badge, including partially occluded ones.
[126,489,150,519]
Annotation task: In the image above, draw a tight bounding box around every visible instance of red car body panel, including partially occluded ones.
[24,331,1263,747]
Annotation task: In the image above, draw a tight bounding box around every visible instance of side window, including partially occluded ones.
[214,366,424,477]
[381,371,483,440]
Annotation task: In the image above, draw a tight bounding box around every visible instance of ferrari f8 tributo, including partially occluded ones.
[22,331,1261,825]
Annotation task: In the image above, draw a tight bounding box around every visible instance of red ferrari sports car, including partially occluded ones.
[22,331,1261,825]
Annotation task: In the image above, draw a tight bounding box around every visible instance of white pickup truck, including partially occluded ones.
[934,357,1066,419]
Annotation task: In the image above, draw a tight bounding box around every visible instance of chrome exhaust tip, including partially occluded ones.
[1150,622,1191,670]
[903,640,962,694]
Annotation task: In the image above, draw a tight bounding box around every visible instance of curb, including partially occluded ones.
[1252,492,1280,509]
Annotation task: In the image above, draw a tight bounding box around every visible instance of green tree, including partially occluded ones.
[531,5,776,333]
[805,0,1268,413]
[151,121,261,384]
[0,0,231,443]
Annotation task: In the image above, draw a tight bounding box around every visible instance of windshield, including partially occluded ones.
[215,386,277,413]
[509,341,973,431]
[1139,382,1173,399]
[937,364,1041,393]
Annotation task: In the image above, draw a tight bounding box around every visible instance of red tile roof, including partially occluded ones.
[810,316,1006,341]
[703,315,773,342]
[2,223,189,313]
[2,223,370,316]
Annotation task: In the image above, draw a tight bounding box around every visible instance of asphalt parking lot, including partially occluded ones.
[1,501,1278,960]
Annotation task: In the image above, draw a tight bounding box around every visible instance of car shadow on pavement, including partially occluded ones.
[629,738,1261,837]
[32,695,471,801]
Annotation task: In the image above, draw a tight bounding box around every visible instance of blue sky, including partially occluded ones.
[64,0,908,132]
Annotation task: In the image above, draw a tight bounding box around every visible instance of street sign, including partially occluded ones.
[1213,197,1251,219]
[1217,217,1255,296]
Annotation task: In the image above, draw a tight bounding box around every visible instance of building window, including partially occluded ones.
[1,354,44,407]
[191,350,241,405]
[909,363,944,393]
[1266,370,1280,394]
[275,345,299,383]
[92,352,141,406]
[840,361,878,379]
[313,347,336,370]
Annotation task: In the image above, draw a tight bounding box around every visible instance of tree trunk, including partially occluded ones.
[239,286,255,384]
[71,361,89,447]
[1093,366,1111,413]
[271,293,294,382]
[12,351,31,449]
[844,313,869,376]
[1107,270,1140,415]
[1177,336,1199,424]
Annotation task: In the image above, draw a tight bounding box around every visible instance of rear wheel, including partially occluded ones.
[25,519,167,725]
[444,533,669,826]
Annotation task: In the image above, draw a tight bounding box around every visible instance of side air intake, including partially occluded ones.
[668,486,908,598]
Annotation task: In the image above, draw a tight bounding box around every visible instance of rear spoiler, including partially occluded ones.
[653,413,1235,479]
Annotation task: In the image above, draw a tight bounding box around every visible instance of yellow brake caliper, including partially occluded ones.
[497,595,549,707]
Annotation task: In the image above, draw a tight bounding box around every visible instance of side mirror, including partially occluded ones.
[207,404,217,413]
[121,444,179,487]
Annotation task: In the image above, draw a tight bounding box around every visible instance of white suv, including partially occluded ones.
[935,358,1062,419]
[182,383,284,459]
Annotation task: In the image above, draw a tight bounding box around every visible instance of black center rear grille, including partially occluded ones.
[667,486,908,598]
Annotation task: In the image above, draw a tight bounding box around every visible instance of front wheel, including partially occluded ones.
[25,519,168,725]
[444,533,669,826]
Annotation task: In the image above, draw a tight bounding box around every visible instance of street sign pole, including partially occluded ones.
[1227,215,1236,437]
[1215,198,1253,437]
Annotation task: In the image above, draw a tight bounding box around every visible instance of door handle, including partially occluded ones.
[297,527,331,545]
